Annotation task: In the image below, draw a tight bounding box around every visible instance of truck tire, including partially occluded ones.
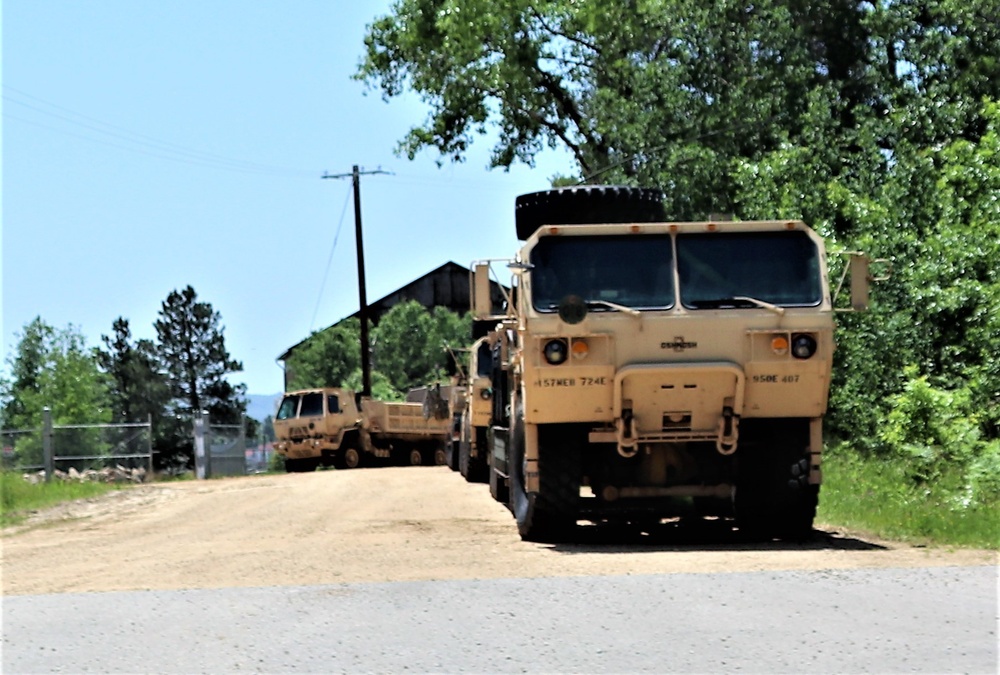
[434,447,448,466]
[515,185,666,240]
[409,448,425,466]
[342,446,362,469]
[508,413,580,542]
[735,426,817,541]
[446,441,460,471]
[459,416,485,482]
[467,427,490,483]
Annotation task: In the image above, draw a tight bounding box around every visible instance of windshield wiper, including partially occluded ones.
[544,299,642,317]
[688,296,785,316]
[583,299,643,317]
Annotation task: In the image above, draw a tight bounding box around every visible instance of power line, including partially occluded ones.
[2,85,319,178]
[310,182,354,332]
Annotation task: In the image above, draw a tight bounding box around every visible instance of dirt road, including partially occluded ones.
[2,467,994,596]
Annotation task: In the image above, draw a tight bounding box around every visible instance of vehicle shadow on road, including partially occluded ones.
[547,519,886,552]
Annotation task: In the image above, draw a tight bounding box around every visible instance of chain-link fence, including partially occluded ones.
[3,408,266,480]
[1,427,44,472]
[53,420,153,474]
[1,409,152,479]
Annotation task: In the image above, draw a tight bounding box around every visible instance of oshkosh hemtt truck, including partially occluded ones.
[457,336,495,483]
[273,388,451,472]
[473,186,872,542]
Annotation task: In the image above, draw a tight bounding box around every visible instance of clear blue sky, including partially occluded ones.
[2,1,573,395]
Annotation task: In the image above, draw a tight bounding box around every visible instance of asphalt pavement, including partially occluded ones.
[3,565,997,674]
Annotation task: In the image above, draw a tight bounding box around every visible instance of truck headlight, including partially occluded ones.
[543,339,569,365]
[479,388,492,400]
[791,333,817,359]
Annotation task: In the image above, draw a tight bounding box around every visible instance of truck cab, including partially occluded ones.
[273,388,362,471]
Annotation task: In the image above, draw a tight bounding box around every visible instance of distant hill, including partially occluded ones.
[246,393,282,421]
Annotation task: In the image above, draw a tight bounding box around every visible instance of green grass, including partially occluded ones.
[0,471,122,527]
[818,447,1000,549]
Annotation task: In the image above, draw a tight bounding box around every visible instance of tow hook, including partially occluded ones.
[616,409,639,458]
[716,406,739,455]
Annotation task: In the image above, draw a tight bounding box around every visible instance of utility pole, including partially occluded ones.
[322,165,390,398]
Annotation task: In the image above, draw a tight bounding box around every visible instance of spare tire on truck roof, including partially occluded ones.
[514,185,666,241]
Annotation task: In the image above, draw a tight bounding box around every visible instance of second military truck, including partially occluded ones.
[273,388,451,472]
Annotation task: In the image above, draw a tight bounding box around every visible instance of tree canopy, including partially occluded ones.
[358,0,999,502]
[0,319,112,466]
[155,285,247,425]
[98,317,170,424]
[357,0,999,218]
[1,318,111,432]
[286,301,472,399]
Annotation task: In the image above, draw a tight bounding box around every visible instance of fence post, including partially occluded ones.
[42,407,54,482]
[193,412,206,480]
[147,413,154,478]
[240,414,248,475]
[203,410,212,479]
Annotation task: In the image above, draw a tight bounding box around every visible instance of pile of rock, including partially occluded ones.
[22,465,148,484]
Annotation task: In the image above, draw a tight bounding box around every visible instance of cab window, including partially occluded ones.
[677,231,822,308]
[327,395,341,414]
[299,392,324,417]
[530,234,675,311]
[276,395,299,420]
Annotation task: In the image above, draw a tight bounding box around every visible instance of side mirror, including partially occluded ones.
[850,253,870,311]
[471,262,493,319]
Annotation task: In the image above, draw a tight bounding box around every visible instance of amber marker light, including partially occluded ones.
[771,335,789,355]
[571,339,589,360]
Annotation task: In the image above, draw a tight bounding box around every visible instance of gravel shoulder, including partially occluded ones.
[2,467,995,596]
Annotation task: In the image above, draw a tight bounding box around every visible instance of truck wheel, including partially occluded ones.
[433,447,448,466]
[515,185,666,240]
[508,413,579,542]
[459,421,472,479]
[409,448,425,466]
[445,441,459,471]
[467,427,490,483]
[343,447,362,469]
[736,440,817,541]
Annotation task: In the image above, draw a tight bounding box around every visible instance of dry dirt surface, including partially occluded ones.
[2,467,995,596]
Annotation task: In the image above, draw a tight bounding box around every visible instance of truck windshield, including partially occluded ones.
[530,235,674,311]
[299,392,324,417]
[276,395,299,420]
[677,231,822,309]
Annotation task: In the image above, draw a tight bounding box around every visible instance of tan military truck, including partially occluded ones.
[472,185,874,542]
[273,388,451,472]
[457,336,495,484]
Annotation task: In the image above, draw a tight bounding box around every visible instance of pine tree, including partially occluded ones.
[155,285,247,428]
[98,317,169,423]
